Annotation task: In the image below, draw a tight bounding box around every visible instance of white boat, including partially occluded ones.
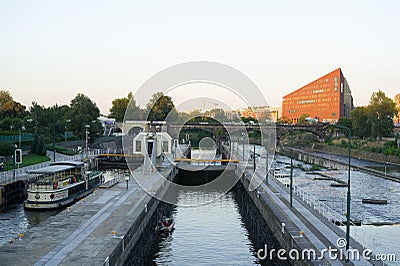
[24,161,103,210]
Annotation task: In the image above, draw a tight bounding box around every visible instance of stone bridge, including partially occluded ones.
[115,121,327,141]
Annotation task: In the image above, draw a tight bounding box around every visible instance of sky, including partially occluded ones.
[1,0,400,115]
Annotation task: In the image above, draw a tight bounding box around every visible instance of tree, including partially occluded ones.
[337,117,353,132]
[278,116,292,124]
[68,93,100,139]
[205,108,228,122]
[31,131,47,156]
[351,107,372,139]
[0,90,26,119]
[298,114,310,125]
[109,92,141,122]
[146,92,176,121]
[369,90,397,140]
[0,142,14,157]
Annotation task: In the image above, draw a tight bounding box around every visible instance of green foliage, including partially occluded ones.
[337,117,352,132]
[0,90,27,119]
[297,114,310,125]
[324,135,333,145]
[146,92,176,121]
[240,116,258,123]
[0,142,14,156]
[310,164,321,171]
[68,93,101,140]
[0,117,23,131]
[31,131,47,156]
[3,153,50,171]
[204,108,228,122]
[46,145,75,155]
[351,90,396,139]
[351,106,372,138]
[109,92,142,122]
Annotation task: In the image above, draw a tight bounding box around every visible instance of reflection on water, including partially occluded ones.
[0,204,60,247]
[154,191,259,265]
[126,171,287,265]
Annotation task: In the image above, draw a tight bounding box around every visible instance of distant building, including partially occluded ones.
[224,106,281,122]
[268,106,281,122]
[394,94,400,126]
[282,68,353,123]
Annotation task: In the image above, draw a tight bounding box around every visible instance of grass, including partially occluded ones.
[3,153,51,171]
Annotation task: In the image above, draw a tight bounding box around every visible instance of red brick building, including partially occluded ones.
[282,68,353,123]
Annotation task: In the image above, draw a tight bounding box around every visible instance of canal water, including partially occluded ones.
[125,180,288,265]
[125,148,288,265]
[0,205,60,247]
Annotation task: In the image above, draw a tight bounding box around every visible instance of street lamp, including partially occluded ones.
[306,117,352,254]
[65,119,71,142]
[85,124,90,159]
[265,137,269,185]
[290,133,293,207]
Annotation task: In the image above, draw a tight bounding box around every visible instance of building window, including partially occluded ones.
[162,141,169,152]
[289,109,297,113]
[136,140,141,152]
[332,112,336,117]
[335,77,338,92]
[298,99,316,104]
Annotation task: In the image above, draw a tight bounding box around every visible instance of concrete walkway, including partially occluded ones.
[242,158,376,266]
[0,164,172,265]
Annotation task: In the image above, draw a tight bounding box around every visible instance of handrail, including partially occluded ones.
[174,158,239,163]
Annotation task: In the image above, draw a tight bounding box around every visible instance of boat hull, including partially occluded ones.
[24,188,94,210]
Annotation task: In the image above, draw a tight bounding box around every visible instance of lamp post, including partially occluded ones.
[85,124,90,159]
[306,117,352,254]
[329,123,351,253]
[265,137,269,185]
[65,119,71,142]
[289,133,293,207]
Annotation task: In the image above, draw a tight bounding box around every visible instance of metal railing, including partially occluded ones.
[281,180,399,264]
[0,149,102,184]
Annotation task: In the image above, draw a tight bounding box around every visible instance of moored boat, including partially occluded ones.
[362,198,388,205]
[24,161,103,210]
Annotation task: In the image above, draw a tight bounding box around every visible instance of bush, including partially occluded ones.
[324,136,333,145]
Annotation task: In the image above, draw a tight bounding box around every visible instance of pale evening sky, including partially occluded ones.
[1,0,399,114]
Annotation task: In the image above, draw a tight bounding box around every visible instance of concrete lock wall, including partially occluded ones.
[240,173,323,266]
[291,150,346,170]
[105,167,177,266]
